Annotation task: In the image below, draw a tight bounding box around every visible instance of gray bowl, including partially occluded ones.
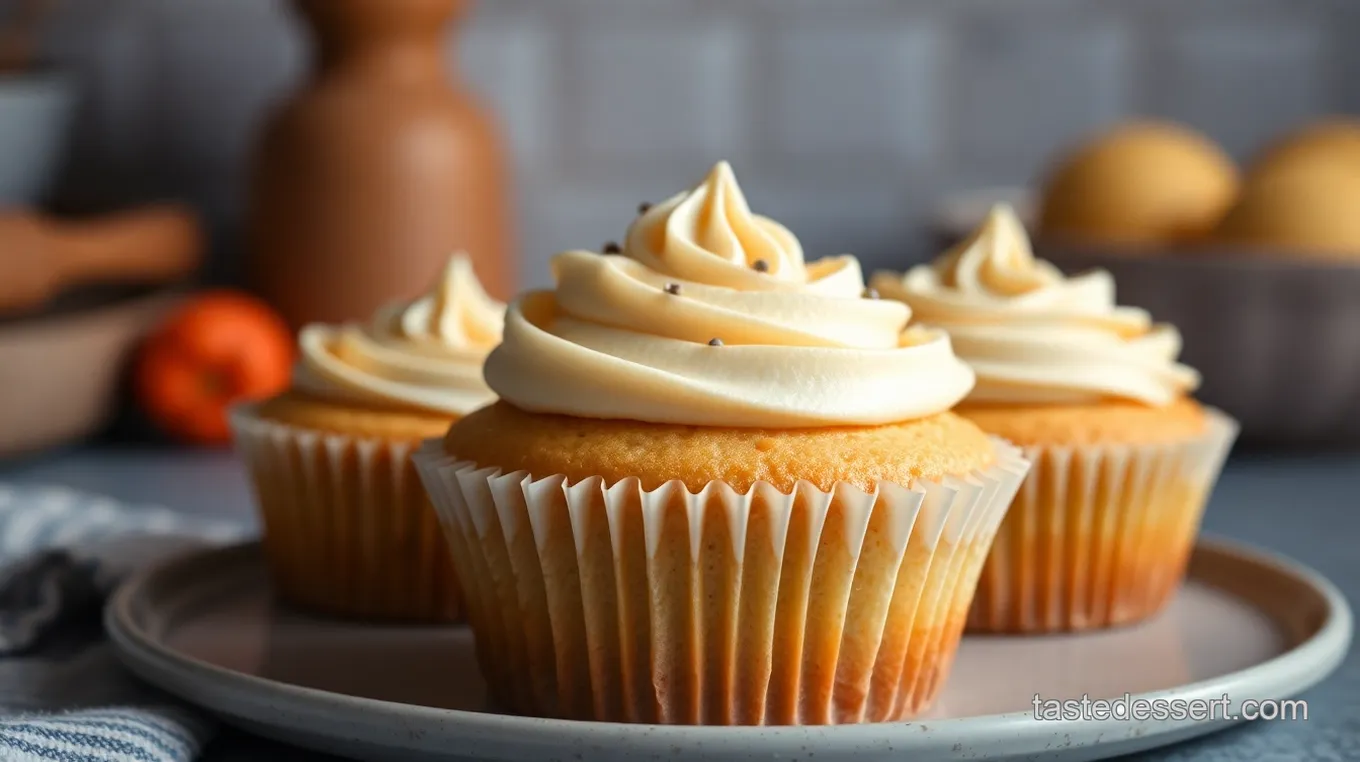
[1040,243,1360,447]
[0,71,74,206]
[929,188,1360,447]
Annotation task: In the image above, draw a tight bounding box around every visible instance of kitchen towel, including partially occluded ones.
[0,483,246,762]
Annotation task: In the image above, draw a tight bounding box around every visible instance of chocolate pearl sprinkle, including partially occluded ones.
[863,287,880,299]
[708,338,724,346]
[664,283,681,295]
[752,259,770,273]
[638,201,652,214]
[603,241,621,253]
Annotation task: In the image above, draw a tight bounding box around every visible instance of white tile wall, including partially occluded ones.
[518,188,641,290]
[34,0,1360,289]
[1156,19,1328,157]
[151,0,303,180]
[46,11,147,164]
[765,21,938,166]
[564,18,747,167]
[950,15,1133,181]
[457,15,554,167]
[1334,4,1360,113]
[757,186,923,274]
[44,1,156,206]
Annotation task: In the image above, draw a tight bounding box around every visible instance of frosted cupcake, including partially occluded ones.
[231,253,503,622]
[872,206,1238,633]
[414,162,1029,724]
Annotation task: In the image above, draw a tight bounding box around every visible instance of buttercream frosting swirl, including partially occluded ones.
[295,252,504,416]
[871,205,1200,406]
[484,161,976,428]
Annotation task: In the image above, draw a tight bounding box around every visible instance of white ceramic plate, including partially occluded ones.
[106,538,1351,762]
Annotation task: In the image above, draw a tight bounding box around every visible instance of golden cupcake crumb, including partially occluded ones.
[957,397,1208,447]
[254,390,456,441]
[445,402,996,493]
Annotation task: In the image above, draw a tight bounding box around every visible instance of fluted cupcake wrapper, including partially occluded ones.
[968,408,1238,634]
[412,439,1029,725]
[230,406,461,622]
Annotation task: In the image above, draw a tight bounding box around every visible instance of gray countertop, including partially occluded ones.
[3,448,1357,761]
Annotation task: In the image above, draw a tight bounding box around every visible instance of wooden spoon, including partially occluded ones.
[0,205,203,316]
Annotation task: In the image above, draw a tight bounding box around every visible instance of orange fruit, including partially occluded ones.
[136,290,294,444]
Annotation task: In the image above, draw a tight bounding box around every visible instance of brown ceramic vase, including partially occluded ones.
[247,0,513,329]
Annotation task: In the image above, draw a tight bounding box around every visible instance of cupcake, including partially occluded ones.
[1037,120,1239,246]
[413,162,1029,725]
[231,252,504,622]
[872,206,1237,634]
[1247,118,1360,186]
[1213,161,1360,259]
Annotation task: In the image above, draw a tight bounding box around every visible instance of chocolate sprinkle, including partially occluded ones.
[664,283,681,295]
[863,287,880,299]
[752,259,770,273]
[638,202,652,214]
[603,241,621,253]
[708,338,724,346]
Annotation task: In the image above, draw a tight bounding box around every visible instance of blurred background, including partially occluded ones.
[3,0,1360,456]
[2,7,1356,758]
[39,0,1357,283]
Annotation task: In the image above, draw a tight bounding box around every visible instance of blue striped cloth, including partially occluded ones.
[0,707,215,762]
[0,484,247,762]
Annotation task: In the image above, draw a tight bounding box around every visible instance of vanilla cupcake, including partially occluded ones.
[1215,158,1360,259]
[1037,120,1239,246]
[873,206,1237,633]
[414,162,1029,724]
[231,253,503,622]
[1247,118,1360,186]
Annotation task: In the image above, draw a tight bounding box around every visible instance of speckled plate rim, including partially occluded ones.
[106,537,1352,762]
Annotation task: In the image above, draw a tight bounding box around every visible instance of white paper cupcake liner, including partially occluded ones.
[968,408,1238,633]
[413,438,1029,725]
[230,406,461,622]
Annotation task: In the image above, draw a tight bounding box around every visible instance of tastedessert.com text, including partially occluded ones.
[1031,693,1307,722]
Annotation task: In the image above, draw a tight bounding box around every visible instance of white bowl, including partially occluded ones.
[0,71,74,206]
